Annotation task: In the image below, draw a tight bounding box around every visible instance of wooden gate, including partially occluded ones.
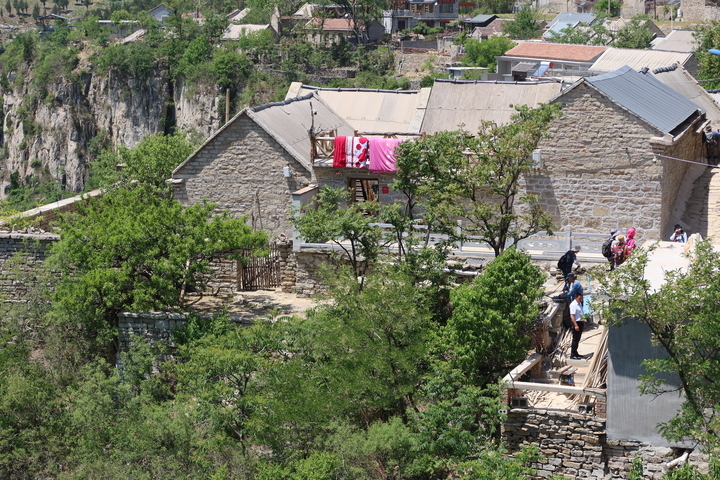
[237,242,281,290]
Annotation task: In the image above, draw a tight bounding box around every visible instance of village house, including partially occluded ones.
[383,0,459,33]
[527,65,706,244]
[495,42,609,81]
[147,4,175,24]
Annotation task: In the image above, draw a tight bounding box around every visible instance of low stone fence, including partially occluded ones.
[0,233,59,301]
[502,408,710,479]
[503,409,606,478]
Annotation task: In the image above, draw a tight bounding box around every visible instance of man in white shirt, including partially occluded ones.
[566,293,586,360]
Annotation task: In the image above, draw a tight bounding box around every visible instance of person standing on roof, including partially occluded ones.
[561,272,583,300]
[602,229,619,270]
[625,228,637,255]
[557,245,581,289]
[565,292,586,360]
[670,224,687,243]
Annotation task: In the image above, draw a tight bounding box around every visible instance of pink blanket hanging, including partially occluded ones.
[333,136,347,168]
[369,138,403,172]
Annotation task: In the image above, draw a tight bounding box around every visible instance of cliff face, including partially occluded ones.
[1,67,220,197]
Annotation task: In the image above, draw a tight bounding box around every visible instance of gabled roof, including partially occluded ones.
[605,17,664,38]
[651,65,720,123]
[546,12,597,30]
[148,4,174,14]
[307,18,361,31]
[543,13,597,39]
[502,42,608,62]
[650,29,696,53]
[172,94,354,177]
[227,7,250,21]
[582,65,701,135]
[287,83,429,133]
[471,17,511,38]
[590,47,693,74]
[420,80,563,134]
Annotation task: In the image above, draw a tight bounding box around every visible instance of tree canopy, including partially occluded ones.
[393,103,561,256]
[502,6,542,39]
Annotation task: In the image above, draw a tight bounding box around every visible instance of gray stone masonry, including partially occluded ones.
[503,410,710,479]
[172,113,314,238]
[526,83,703,245]
[0,233,58,301]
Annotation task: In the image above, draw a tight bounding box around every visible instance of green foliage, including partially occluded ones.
[212,50,252,89]
[547,20,613,45]
[694,23,720,89]
[595,0,621,16]
[462,35,515,71]
[393,103,560,256]
[503,6,541,39]
[628,454,644,480]
[95,41,157,78]
[614,15,655,49]
[471,0,514,14]
[49,189,268,347]
[447,247,544,384]
[595,240,720,454]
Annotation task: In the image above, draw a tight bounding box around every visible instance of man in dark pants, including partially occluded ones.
[564,292,586,360]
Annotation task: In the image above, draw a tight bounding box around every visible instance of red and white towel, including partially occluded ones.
[347,137,369,169]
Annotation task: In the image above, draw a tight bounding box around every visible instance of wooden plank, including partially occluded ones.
[505,381,606,398]
[502,352,543,383]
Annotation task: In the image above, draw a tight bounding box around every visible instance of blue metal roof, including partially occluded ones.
[466,14,497,24]
[585,65,701,134]
[547,12,596,29]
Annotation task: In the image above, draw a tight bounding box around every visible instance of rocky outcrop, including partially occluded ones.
[0,66,220,198]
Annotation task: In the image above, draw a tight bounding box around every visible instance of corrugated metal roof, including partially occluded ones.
[585,65,700,134]
[420,80,563,134]
[248,94,355,170]
[590,47,692,74]
[652,66,720,122]
[543,20,581,38]
[503,42,608,62]
[546,12,596,29]
[291,85,430,133]
[650,29,696,53]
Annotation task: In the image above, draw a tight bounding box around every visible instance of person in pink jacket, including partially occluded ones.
[625,228,637,254]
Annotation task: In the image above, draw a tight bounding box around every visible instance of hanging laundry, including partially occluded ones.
[369,138,403,173]
[348,137,369,169]
[333,136,347,168]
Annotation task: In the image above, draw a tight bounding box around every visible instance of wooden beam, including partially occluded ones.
[504,381,606,398]
[502,352,543,384]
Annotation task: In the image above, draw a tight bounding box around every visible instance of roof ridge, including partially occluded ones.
[250,93,314,113]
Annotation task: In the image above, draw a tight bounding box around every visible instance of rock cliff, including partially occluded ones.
[1,65,220,197]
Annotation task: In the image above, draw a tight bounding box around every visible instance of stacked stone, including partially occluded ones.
[205,255,238,294]
[503,409,605,478]
[604,441,709,479]
[294,250,333,297]
[0,234,58,300]
[117,312,189,351]
[277,242,296,293]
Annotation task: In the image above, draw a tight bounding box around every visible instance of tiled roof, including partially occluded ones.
[503,42,608,62]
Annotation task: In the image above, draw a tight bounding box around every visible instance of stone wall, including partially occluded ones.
[172,113,314,238]
[0,233,58,300]
[525,82,697,244]
[503,408,710,479]
[503,409,606,478]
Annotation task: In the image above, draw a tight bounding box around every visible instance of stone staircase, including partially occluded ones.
[680,168,720,240]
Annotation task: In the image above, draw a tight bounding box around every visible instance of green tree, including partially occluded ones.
[694,22,720,89]
[595,0,621,16]
[462,35,515,72]
[502,5,541,39]
[445,246,544,385]
[614,15,655,49]
[547,19,613,45]
[596,240,720,456]
[394,103,560,257]
[31,2,38,18]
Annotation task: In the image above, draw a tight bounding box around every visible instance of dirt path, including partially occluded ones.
[188,289,322,319]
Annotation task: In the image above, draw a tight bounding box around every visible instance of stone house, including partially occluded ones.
[147,4,175,24]
[305,18,386,45]
[525,65,706,244]
[169,94,355,238]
